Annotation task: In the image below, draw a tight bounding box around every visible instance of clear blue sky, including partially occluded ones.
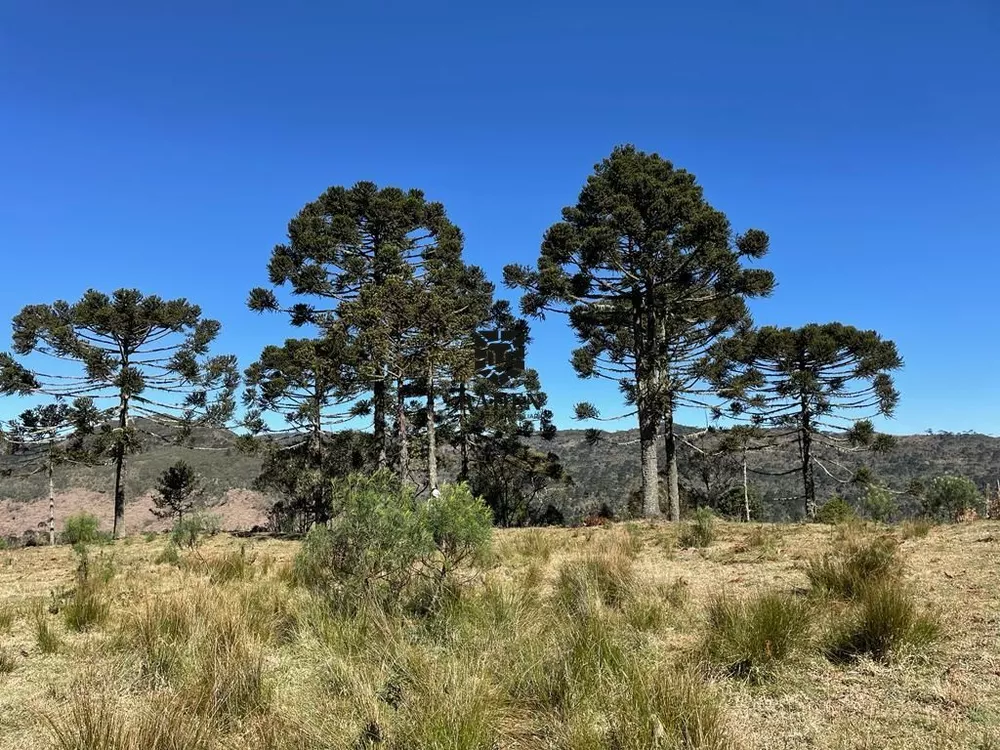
[1,0,998,435]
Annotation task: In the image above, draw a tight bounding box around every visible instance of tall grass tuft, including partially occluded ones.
[679,507,716,548]
[120,596,194,685]
[825,582,939,664]
[0,647,15,674]
[35,606,62,654]
[0,601,14,633]
[604,664,734,749]
[702,590,813,683]
[553,554,636,616]
[805,533,901,599]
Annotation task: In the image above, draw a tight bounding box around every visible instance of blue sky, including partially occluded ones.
[1,0,998,435]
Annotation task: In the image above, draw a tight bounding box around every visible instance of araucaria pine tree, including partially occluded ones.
[151,460,201,524]
[708,323,902,519]
[10,289,239,537]
[248,181,468,480]
[505,145,774,519]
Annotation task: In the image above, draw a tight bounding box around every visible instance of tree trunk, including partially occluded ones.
[800,400,816,519]
[48,455,55,546]
[396,377,409,485]
[663,404,680,521]
[742,453,751,523]
[112,396,129,539]
[373,377,388,470]
[426,361,437,490]
[458,381,469,482]
[639,404,661,518]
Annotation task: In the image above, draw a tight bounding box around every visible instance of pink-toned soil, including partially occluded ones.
[0,488,269,537]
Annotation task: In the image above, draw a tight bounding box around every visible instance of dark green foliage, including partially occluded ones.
[423,483,493,574]
[922,475,982,521]
[861,483,898,522]
[11,289,238,537]
[825,582,939,663]
[708,323,902,519]
[679,507,716,548]
[152,461,201,523]
[506,144,774,520]
[63,513,105,545]
[805,533,901,599]
[815,497,857,525]
[703,591,813,682]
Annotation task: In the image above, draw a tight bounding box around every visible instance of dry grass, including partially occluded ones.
[0,521,997,749]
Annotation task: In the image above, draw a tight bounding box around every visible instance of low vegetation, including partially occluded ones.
[0,510,991,749]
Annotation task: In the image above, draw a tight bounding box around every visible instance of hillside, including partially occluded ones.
[3,423,999,535]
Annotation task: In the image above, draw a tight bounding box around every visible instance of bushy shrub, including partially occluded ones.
[861,484,897,523]
[171,512,221,549]
[679,507,716,548]
[423,483,493,576]
[63,513,107,545]
[294,473,494,613]
[815,497,857,525]
[825,582,939,663]
[805,533,901,600]
[703,590,813,682]
[922,475,982,522]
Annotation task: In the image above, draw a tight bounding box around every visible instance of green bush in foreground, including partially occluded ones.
[703,590,813,683]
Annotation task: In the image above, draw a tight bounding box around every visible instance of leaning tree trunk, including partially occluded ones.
[48,454,55,546]
[663,404,680,521]
[112,395,129,539]
[426,361,438,491]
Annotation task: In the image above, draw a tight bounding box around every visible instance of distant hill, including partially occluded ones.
[3,421,999,534]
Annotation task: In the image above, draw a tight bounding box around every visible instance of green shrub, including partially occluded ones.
[861,484,898,523]
[63,513,107,545]
[293,471,430,611]
[702,590,813,683]
[825,582,939,663]
[154,544,181,566]
[171,512,221,549]
[805,533,901,600]
[423,482,493,577]
[679,507,716,548]
[815,497,857,525]
[922,475,982,522]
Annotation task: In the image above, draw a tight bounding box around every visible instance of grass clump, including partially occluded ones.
[0,647,15,674]
[702,590,813,683]
[805,532,901,600]
[63,546,113,632]
[603,664,733,749]
[553,554,636,616]
[121,596,194,685]
[35,606,62,653]
[825,582,939,663]
[901,518,933,540]
[0,601,14,633]
[63,512,109,545]
[679,507,716,548]
[183,620,272,723]
[815,497,857,525]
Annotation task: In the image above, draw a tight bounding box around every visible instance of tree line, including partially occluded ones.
[0,145,903,537]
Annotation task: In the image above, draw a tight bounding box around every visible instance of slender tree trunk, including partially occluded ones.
[663,402,680,521]
[112,395,129,539]
[373,377,387,470]
[742,452,751,523]
[426,361,437,490]
[397,377,409,485]
[800,399,816,519]
[48,454,55,546]
[458,381,469,482]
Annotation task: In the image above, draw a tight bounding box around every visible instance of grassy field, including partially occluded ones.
[0,520,998,749]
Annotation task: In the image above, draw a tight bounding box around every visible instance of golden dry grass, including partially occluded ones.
[0,521,997,749]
